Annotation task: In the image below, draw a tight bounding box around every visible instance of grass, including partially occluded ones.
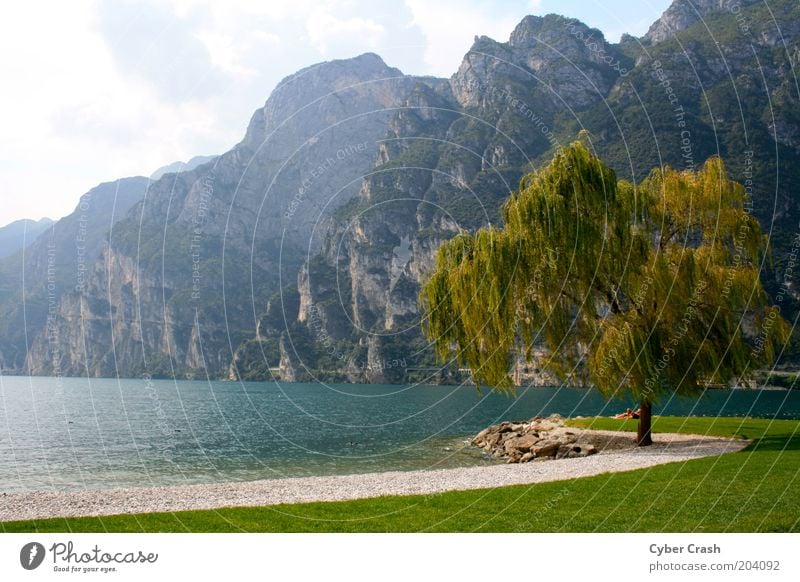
[2,416,799,533]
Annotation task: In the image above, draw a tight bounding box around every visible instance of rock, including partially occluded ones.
[563,443,598,458]
[485,433,502,448]
[505,448,523,463]
[556,433,578,445]
[645,0,760,44]
[503,434,539,455]
[473,427,491,443]
[533,439,561,457]
[472,414,604,463]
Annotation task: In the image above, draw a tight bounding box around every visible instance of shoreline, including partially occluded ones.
[0,430,748,523]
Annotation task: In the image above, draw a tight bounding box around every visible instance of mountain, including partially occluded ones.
[279,13,631,383]
[12,0,800,381]
[150,155,219,180]
[0,218,53,259]
[281,0,800,383]
[21,53,425,377]
[0,177,150,372]
[645,0,761,43]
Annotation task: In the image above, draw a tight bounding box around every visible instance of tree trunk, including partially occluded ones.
[636,399,653,447]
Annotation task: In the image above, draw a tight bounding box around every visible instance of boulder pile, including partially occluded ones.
[472,414,598,463]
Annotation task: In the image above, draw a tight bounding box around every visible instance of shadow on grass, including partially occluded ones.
[746,435,800,452]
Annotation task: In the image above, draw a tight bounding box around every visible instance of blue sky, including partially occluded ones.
[0,0,672,226]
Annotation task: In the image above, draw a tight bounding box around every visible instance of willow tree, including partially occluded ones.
[421,139,788,446]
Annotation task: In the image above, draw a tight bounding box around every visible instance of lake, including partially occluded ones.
[1,376,798,493]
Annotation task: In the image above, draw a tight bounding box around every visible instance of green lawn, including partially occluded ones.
[3,417,798,533]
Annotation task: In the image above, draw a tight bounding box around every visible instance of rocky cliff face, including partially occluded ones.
[645,0,761,43]
[16,0,800,381]
[275,0,800,383]
[451,15,620,110]
[0,177,149,372]
[25,245,173,377]
[22,53,426,378]
[278,14,628,382]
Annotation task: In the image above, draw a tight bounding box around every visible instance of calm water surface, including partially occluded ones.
[1,376,798,492]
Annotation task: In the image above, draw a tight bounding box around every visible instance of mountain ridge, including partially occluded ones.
[7,0,800,382]
[0,218,53,260]
[645,0,763,43]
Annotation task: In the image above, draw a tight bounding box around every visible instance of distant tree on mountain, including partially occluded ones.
[421,138,788,445]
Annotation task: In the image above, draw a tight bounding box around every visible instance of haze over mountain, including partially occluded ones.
[150,155,219,181]
[0,218,53,259]
[3,0,799,382]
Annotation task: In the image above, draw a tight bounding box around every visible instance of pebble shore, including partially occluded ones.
[0,430,748,523]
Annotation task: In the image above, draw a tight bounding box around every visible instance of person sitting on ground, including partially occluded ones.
[631,408,641,419]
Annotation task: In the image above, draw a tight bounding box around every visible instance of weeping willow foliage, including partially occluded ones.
[420,139,789,400]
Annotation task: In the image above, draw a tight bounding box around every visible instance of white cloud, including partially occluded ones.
[403,0,523,77]
[0,0,233,224]
[306,12,385,55]
[195,30,260,79]
[0,0,667,226]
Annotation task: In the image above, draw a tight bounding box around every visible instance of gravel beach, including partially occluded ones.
[0,430,748,523]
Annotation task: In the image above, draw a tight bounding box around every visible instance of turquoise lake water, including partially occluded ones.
[0,376,798,492]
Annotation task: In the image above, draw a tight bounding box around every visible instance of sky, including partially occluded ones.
[0,0,672,226]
